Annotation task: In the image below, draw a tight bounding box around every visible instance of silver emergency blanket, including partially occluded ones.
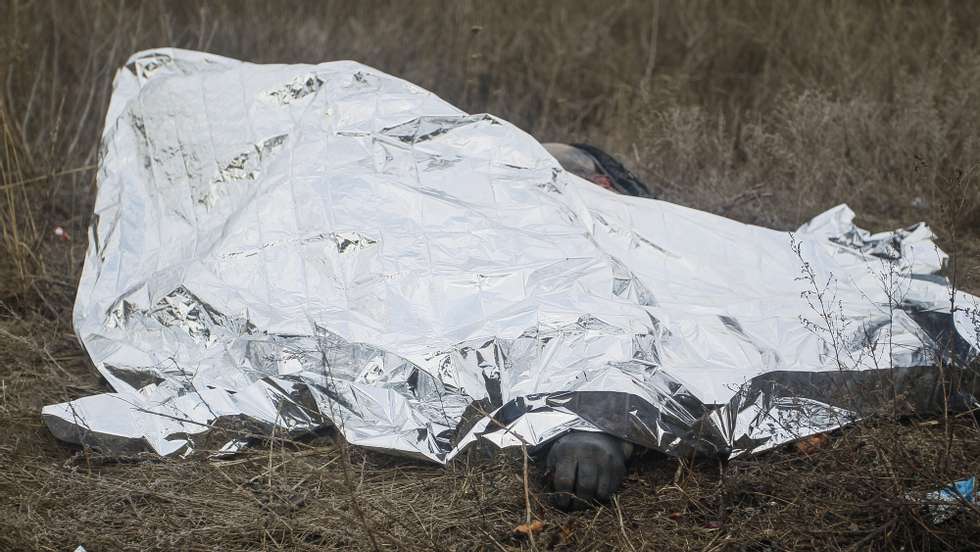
[43,48,980,462]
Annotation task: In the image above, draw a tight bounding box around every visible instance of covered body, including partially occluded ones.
[44,49,980,461]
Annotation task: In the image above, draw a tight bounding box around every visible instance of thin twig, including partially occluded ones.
[521,442,537,551]
[613,495,638,552]
[0,164,97,191]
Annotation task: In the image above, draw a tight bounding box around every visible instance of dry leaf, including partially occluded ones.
[514,520,544,536]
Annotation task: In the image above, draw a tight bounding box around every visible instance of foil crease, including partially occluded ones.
[44,48,980,462]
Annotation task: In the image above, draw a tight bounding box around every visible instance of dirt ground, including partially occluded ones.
[2,1,980,550]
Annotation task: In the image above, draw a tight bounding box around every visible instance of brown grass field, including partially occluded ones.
[2,1,980,550]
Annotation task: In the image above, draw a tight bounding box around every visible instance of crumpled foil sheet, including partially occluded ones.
[43,48,980,462]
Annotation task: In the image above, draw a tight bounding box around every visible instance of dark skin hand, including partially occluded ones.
[546,431,631,510]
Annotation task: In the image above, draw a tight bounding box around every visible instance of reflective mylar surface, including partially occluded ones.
[43,49,980,462]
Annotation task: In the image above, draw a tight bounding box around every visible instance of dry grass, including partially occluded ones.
[1,1,980,550]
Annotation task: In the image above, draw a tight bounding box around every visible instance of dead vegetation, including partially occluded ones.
[1,1,979,550]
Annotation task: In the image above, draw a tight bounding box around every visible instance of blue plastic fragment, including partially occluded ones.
[921,476,976,523]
